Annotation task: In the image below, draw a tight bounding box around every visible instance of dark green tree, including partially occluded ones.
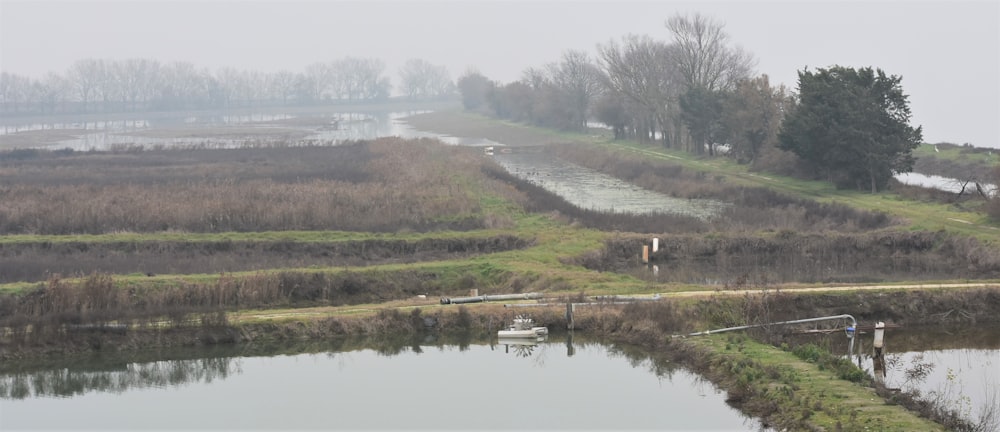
[679,86,723,155]
[778,66,923,192]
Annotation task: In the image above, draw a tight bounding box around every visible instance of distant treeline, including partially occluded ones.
[0,58,455,116]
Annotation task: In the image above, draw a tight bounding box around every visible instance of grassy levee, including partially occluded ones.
[409,110,1000,242]
[682,335,945,431]
[597,139,1000,239]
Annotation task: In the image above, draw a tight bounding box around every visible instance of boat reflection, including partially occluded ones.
[498,335,547,358]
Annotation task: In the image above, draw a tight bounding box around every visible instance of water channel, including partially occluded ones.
[0,336,764,431]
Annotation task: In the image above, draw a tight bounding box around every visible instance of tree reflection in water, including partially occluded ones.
[0,356,240,399]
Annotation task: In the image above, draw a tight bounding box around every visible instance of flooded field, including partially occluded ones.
[493,149,728,218]
[0,336,765,431]
[0,110,437,150]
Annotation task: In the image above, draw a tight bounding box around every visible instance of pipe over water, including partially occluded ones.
[680,314,858,356]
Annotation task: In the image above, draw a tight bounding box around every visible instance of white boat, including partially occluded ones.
[498,315,548,338]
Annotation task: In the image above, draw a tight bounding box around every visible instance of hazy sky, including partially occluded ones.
[1,0,998,147]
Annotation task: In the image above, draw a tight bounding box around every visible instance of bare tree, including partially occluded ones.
[598,35,684,146]
[547,50,604,130]
[68,59,104,113]
[668,13,756,154]
[115,58,160,111]
[721,74,792,164]
[33,73,69,114]
[156,61,211,110]
[0,72,31,114]
[398,58,453,100]
[666,13,756,92]
[267,70,298,105]
[331,57,390,101]
[303,62,333,102]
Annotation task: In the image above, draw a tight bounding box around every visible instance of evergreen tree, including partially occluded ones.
[779,66,923,192]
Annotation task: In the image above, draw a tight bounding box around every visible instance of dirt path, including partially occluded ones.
[663,282,997,297]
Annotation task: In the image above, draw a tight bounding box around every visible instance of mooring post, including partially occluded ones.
[872,321,886,384]
[566,302,574,330]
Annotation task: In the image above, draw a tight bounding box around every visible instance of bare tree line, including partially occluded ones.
[0,57,456,116]
[459,13,793,165]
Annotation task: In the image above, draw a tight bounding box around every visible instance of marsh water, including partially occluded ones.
[865,323,1000,425]
[0,336,765,431]
[797,322,1000,426]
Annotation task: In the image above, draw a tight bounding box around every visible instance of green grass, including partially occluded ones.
[598,138,1000,242]
[915,142,999,165]
[694,335,945,431]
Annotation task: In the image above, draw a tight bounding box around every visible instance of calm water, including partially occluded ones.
[0,336,764,431]
[896,172,997,195]
[493,150,727,218]
[798,322,1000,426]
[36,111,436,150]
[864,324,1000,425]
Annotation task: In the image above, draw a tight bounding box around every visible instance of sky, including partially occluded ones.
[1,0,998,147]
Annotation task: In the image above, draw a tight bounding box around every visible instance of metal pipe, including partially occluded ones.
[441,292,543,304]
[681,314,858,356]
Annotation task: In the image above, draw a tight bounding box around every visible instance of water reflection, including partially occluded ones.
[493,149,728,218]
[3,111,439,151]
[0,335,766,431]
[0,357,240,399]
[866,324,1000,426]
[896,172,997,195]
[797,322,1000,427]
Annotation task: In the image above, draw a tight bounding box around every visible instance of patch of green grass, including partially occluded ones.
[915,142,999,165]
[695,336,945,431]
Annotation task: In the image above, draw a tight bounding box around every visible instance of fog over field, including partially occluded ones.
[1,0,997,147]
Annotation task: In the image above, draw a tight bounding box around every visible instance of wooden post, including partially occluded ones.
[566,302,574,330]
[873,321,886,384]
[642,245,649,263]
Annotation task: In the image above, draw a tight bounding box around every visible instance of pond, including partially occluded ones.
[0,335,765,431]
[862,323,1000,426]
[794,322,1000,428]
